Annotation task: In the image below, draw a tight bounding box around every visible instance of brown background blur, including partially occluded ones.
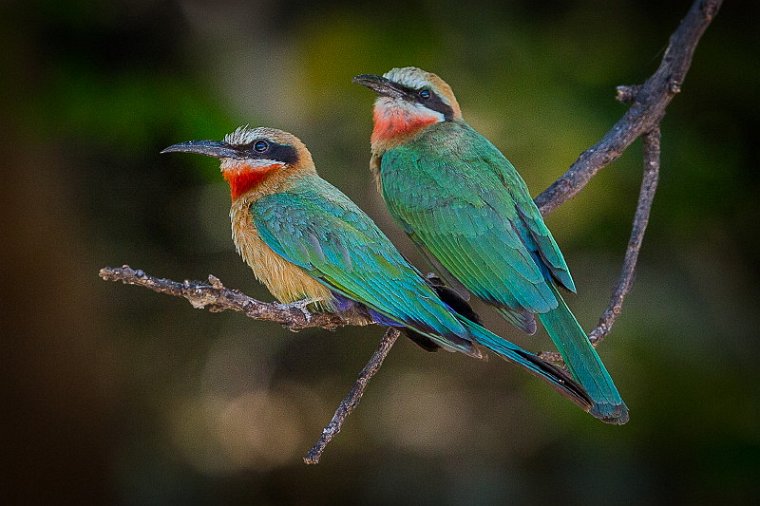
[2,0,759,504]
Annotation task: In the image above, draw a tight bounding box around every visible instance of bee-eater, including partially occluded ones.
[355,67,629,424]
[162,126,595,414]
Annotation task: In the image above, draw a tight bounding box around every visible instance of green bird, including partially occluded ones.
[355,67,629,424]
[162,126,595,415]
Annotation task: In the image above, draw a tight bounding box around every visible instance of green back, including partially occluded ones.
[380,121,575,319]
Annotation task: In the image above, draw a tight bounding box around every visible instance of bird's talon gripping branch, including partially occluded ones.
[295,297,323,317]
[278,298,322,323]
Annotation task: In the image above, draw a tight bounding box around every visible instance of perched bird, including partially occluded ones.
[162,126,594,413]
[355,67,629,424]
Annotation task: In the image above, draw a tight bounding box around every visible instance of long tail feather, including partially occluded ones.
[537,284,629,424]
[462,319,594,414]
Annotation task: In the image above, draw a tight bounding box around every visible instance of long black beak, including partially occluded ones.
[161,140,241,159]
[352,74,408,99]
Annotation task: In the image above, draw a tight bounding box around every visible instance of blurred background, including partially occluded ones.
[3,0,759,504]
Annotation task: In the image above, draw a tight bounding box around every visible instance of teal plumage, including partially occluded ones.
[163,126,595,417]
[254,175,474,352]
[357,68,628,424]
[254,175,592,409]
[381,122,627,424]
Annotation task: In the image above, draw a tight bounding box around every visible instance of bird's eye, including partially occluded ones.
[253,140,269,153]
[418,89,431,100]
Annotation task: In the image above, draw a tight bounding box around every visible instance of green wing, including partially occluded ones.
[252,176,475,354]
[380,123,574,327]
[487,144,576,293]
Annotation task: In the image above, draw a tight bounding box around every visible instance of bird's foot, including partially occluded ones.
[283,297,324,322]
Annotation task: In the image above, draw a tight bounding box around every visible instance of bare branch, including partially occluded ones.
[535,0,722,215]
[304,328,400,464]
[100,265,397,462]
[588,128,661,345]
[99,265,373,331]
[539,127,661,363]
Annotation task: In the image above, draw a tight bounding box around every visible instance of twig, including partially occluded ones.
[588,128,661,345]
[99,0,721,463]
[538,127,661,363]
[303,328,400,464]
[99,265,373,331]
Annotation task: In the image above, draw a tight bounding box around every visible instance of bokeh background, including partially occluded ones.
[3,0,759,504]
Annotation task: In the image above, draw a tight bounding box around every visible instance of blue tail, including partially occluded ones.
[461,319,593,414]
[538,284,629,424]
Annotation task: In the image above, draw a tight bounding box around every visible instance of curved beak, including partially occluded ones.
[161,140,241,159]
[352,74,408,99]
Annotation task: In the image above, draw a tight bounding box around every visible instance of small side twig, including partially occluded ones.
[539,127,661,363]
[588,127,661,345]
[303,328,400,464]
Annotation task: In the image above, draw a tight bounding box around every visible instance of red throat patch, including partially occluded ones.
[371,107,439,145]
[223,164,280,200]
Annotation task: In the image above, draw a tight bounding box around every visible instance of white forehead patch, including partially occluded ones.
[224,125,255,146]
[383,67,432,91]
[224,125,287,147]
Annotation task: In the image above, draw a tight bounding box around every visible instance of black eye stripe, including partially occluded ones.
[252,141,298,165]
[390,81,453,121]
[413,89,453,121]
[227,139,299,165]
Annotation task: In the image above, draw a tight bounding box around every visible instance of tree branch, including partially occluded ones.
[535,0,722,215]
[587,128,661,345]
[303,328,400,464]
[99,0,721,464]
[99,265,372,331]
[538,127,661,363]
[533,0,721,362]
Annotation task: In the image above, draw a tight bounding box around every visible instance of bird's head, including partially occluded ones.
[162,126,315,201]
[353,67,462,150]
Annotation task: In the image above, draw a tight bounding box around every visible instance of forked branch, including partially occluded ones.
[535,0,722,215]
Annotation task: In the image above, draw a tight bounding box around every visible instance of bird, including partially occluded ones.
[162,126,595,414]
[354,67,629,424]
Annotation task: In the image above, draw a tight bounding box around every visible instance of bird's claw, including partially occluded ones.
[285,297,323,322]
